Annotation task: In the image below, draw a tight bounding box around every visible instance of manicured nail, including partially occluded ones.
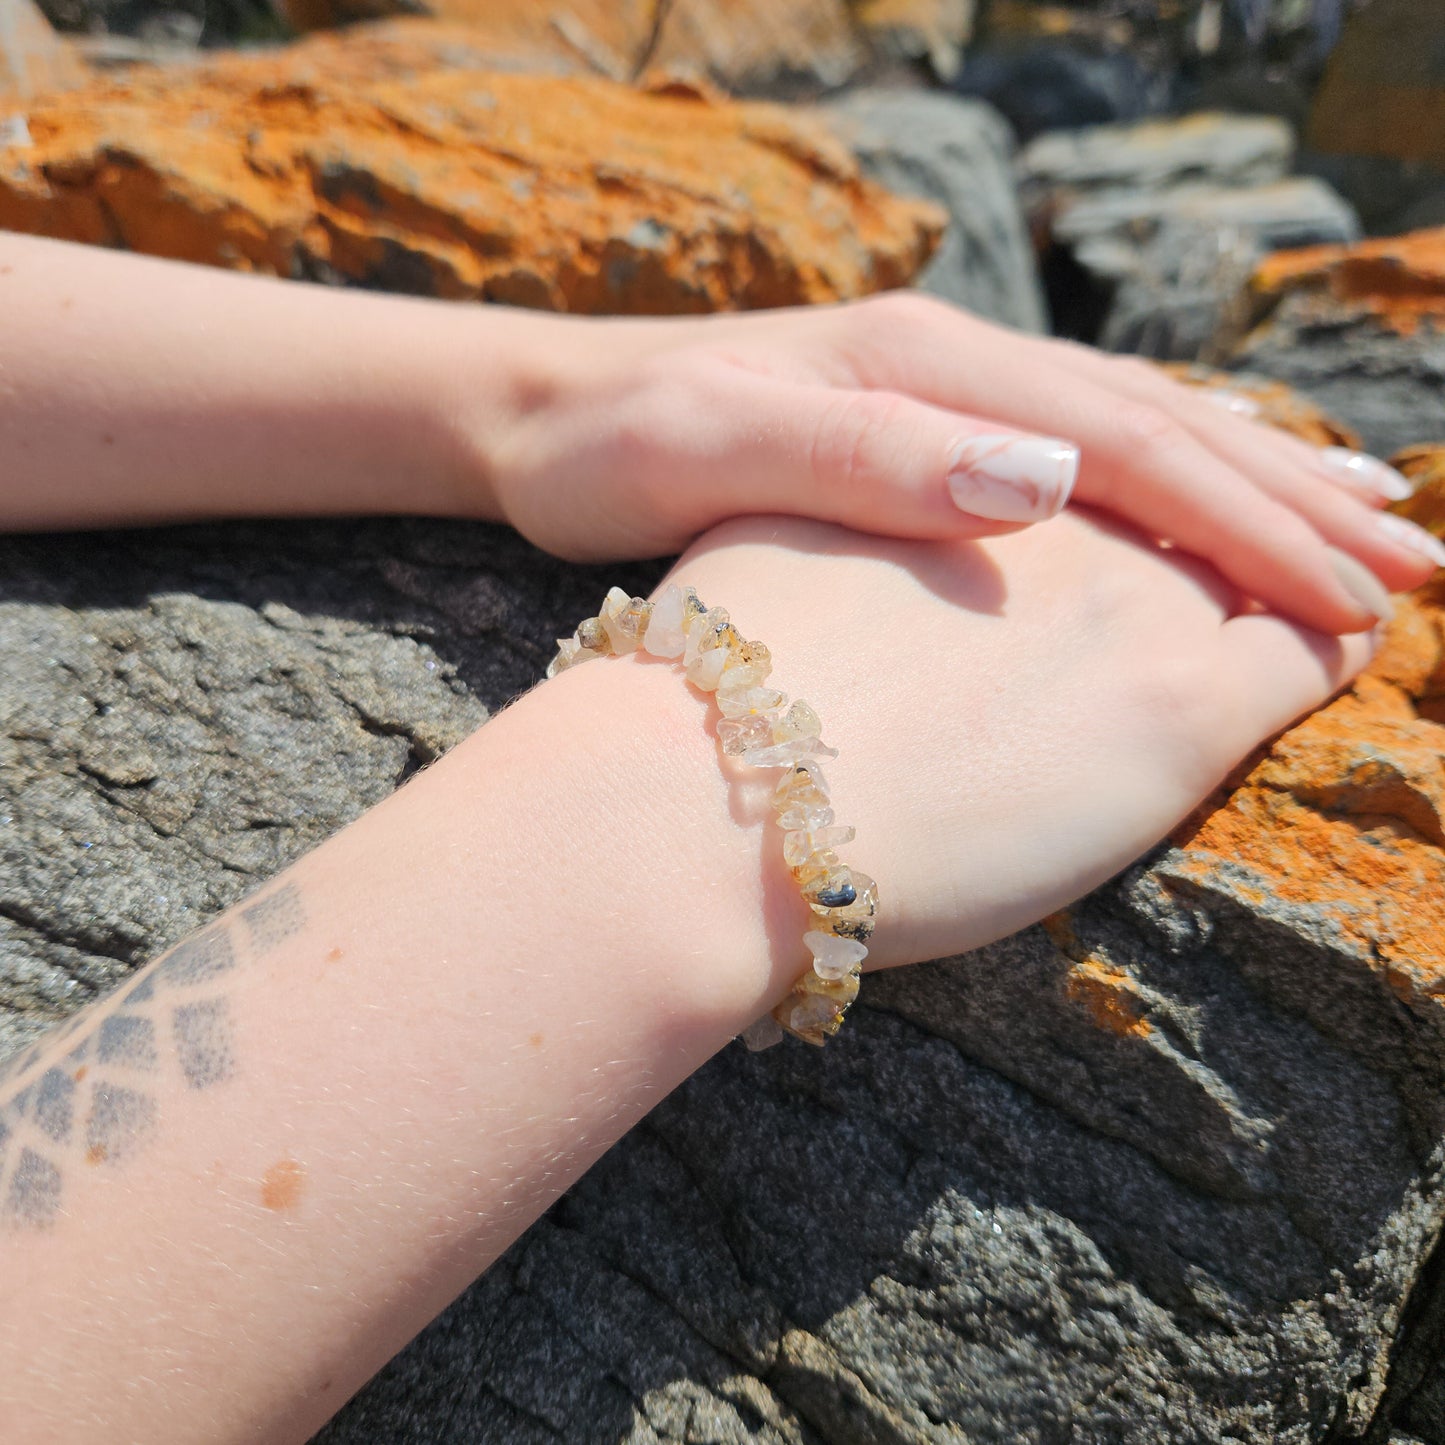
[1328,548,1395,621]
[1319,447,1413,502]
[947,434,1080,523]
[1202,389,1261,418]
[1375,511,1445,568]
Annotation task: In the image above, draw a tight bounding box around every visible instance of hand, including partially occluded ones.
[484,294,1440,636]
[641,506,1377,973]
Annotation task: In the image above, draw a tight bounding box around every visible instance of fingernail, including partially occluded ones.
[1202,389,1261,418]
[946,435,1080,523]
[1375,511,1445,568]
[1329,547,1396,621]
[1319,447,1413,502]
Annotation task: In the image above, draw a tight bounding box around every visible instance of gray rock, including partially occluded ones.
[1019,112,1295,199]
[1019,112,1360,357]
[1,518,1443,1442]
[1223,307,1445,459]
[823,89,1047,333]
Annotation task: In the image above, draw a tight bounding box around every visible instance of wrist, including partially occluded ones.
[417,305,586,527]
[481,648,811,1044]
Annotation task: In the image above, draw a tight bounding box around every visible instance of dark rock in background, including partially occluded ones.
[823,88,1048,331]
[1019,112,1357,355]
[1218,228,1445,457]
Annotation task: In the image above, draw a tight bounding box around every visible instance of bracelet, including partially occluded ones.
[546,584,876,1048]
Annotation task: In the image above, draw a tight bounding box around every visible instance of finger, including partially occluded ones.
[838,328,1397,633]
[693,375,1081,541]
[1219,612,1377,743]
[1035,349,1441,585]
[1048,348,1415,508]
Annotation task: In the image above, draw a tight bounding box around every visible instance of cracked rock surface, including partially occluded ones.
[4,484,1445,1441]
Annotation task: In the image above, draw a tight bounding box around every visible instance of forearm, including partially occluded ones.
[0,234,550,530]
[0,652,792,1443]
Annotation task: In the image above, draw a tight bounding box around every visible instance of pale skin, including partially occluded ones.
[0,232,1438,629]
[0,236,1407,1440]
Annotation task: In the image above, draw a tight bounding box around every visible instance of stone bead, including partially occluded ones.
[576,616,610,653]
[717,684,787,719]
[781,993,843,1036]
[771,699,822,744]
[681,587,707,626]
[719,640,772,693]
[641,583,686,658]
[546,636,602,678]
[804,929,868,981]
[683,605,730,665]
[599,586,651,654]
[741,735,839,768]
[775,801,834,830]
[782,825,856,868]
[685,645,729,690]
[772,759,830,810]
[808,870,878,942]
[717,713,777,755]
[739,1013,785,1051]
[773,966,859,1044]
[798,864,858,910]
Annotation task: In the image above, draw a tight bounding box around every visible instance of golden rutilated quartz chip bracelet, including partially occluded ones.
[546,583,876,1048]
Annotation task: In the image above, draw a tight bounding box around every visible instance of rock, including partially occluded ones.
[850,0,974,81]
[0,29,941,311]
[1308,0,1445,172]
[1020,112,1295,197]
[4,407,1445,1442]
[0,0,84,102]
[1219,228,1445,456]
[1020,113,1359,357]
[821,89,1047,332]
[271,0,866,98]
[953,39,1163,141]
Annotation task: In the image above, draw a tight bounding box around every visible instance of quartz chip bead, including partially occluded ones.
[771,699,822,745]
[718,641,772,695]
[546,636,599,678]
[599,586,652,654]
[783,825,856,869]
[716,713,778,755]
[772,759,831,812]
[717,683,786,720]
[641,583,687,658]
[804,929,868,981]
[772,965,860,1045]
[742,735,839,768]
[808,869,877,944]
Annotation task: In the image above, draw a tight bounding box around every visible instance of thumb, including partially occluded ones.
[708,376,1081,541]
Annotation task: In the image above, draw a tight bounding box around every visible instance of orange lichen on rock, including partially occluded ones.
[1043,912,1152,1039]
[1062,958,1152,1039]
[0,28,940,312]
[1177,447,1445,1012]
[269,0,865,95]
[1248,228,1445,338]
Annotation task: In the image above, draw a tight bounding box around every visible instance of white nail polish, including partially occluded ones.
[1328,548,1395,621]
[1375,511,1445,568]
[1319,447,1413,502]
[1202,390,1262,418]
[946,435,1081,523]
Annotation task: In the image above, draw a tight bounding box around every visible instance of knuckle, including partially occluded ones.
[859,289,955,331]
[1113,402,1188,460]
[811,392,913,499]
[1107,354,1167,388]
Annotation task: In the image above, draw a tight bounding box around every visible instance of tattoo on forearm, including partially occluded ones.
[0,881,306,1228]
